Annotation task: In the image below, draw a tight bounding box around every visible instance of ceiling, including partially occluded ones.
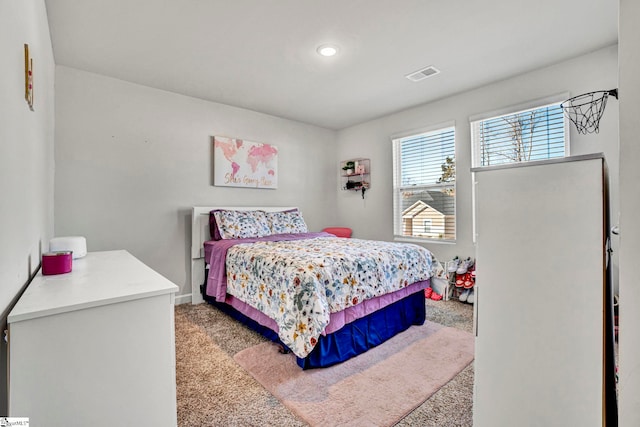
[44,0,618,130]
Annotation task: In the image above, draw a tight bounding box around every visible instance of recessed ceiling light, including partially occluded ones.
[317,44,339,57]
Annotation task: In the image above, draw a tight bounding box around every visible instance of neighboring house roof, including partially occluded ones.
[403,200,441,218]
[402,190,454,216]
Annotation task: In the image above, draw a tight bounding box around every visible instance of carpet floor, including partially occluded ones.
[175,298,474,426]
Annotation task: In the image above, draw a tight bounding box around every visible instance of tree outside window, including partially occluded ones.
[472,103,567,168]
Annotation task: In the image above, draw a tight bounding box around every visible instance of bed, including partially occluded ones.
[190,206,433,369]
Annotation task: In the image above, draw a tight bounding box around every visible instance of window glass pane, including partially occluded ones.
[400,128,455,186]
[399,186,455,239]
[473,103,566,167]
[393,126,455,241]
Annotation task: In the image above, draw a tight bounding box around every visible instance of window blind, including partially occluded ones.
[471,103,567,168]
[392,126,456,241]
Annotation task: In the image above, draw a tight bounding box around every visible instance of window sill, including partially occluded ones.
[393,236,456,245]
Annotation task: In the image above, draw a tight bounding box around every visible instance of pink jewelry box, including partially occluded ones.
[42,251,73,275]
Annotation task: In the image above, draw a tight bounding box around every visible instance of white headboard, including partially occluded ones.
[190,206,297,304]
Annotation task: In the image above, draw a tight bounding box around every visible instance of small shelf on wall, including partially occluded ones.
[341,158,370,197]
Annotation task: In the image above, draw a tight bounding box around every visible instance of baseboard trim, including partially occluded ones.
[175,293,192,305]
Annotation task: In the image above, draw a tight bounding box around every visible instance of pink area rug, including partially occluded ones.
[234,321,474,426]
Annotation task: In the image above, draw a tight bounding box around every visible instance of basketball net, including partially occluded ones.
[560,89,618,134]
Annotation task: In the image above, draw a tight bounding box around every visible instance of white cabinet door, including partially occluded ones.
[473,155,607,427]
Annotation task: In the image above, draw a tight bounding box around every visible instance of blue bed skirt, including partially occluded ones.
[204,289,426,369]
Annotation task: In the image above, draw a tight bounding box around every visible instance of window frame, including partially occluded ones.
[469,93,571,169]
[469,94,571,244]
[391,122,456,244]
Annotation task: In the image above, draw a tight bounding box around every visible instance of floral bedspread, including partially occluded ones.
[224,236,433,358]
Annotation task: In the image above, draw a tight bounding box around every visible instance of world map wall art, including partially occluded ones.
[213,136,278,189]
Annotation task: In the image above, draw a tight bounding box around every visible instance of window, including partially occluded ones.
[392,126,455,241]
[471,101,568,168]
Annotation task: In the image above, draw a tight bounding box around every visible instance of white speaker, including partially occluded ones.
[49,236,87,259]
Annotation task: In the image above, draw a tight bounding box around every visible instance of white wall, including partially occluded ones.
[0,0,55,414]
[54,67,337,299]
[618,0,640,424]
[335,46,619,270]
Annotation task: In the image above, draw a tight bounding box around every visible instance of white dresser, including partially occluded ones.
[8,250,179,426]
[472,154,617,426]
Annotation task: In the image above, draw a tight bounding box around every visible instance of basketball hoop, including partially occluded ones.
[560,89,618,134]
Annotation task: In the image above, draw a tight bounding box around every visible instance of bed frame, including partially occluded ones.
[190,206,297,304]
[190,205,428,368]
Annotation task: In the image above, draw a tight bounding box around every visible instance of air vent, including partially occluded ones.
[405,66,440,82]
